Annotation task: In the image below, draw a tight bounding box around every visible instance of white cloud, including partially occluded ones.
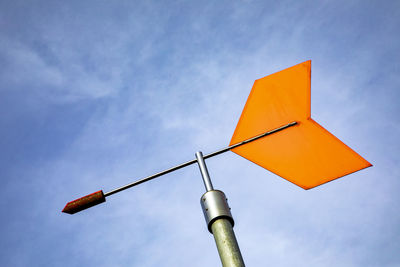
[1,0,399,266]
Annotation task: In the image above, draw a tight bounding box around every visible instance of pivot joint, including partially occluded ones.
[200,190,234,233]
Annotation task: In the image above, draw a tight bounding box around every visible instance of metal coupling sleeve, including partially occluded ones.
[200,190,234,233]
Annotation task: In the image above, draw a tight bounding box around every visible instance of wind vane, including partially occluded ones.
[62,60,371,267]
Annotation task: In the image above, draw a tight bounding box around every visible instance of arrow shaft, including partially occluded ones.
[104,158,198,197]
[104,121,297,197]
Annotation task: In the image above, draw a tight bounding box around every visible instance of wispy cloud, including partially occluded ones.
[0,0,399,266]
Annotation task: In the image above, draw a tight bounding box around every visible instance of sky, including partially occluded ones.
[0,0,399,266]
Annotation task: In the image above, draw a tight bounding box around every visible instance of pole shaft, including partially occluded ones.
[211,218,245,267]
[196,151,245,267]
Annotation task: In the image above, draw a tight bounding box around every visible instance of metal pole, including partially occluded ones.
[105,121,297,197]
[64,122,297,214]
[196,151,245,267]
[211,219,244,267]
[195,151,214,191]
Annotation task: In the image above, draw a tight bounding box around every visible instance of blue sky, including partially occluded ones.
[0,0,399,266]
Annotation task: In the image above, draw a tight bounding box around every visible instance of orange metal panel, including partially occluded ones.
[230,61,371,189]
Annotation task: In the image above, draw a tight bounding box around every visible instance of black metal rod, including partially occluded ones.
[104,121,297,197]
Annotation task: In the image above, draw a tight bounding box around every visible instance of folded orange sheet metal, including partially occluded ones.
[230,60,372,189]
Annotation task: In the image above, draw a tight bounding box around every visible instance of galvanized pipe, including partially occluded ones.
[196,151,245,267]
[211,218,245,267]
